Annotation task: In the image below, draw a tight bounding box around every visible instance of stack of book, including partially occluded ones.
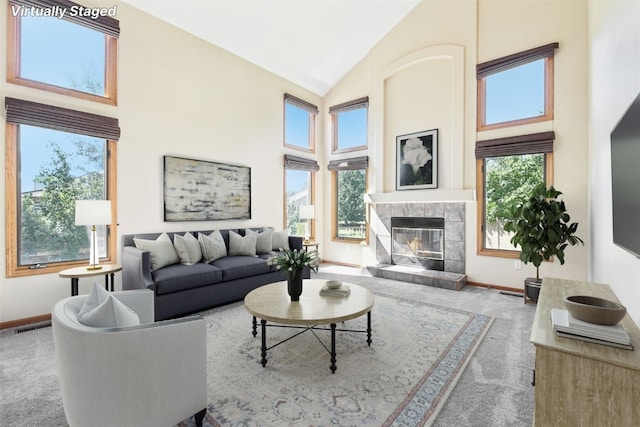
[320,284,351,298]
[551,308,634,350]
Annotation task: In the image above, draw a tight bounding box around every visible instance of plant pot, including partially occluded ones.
[525,278,542,303]
[287,269,303,301]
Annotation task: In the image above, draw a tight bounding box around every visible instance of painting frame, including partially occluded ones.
[396,129,438,190]
[163,155,251,221]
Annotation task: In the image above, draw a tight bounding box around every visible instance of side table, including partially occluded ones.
[302,241,319,253]
[58,264,123,296]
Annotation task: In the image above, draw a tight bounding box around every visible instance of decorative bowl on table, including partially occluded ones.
[325,280,342,289]
[563,295,627,326]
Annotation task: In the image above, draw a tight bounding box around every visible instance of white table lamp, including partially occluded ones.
[75,200,112,270]
[299,204,315,242]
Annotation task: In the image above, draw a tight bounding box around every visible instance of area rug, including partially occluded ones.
[178,291,493,427]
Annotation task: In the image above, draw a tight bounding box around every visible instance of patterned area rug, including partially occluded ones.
[178,291,493,427]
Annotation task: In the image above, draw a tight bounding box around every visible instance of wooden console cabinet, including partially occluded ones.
[530,277,640,426]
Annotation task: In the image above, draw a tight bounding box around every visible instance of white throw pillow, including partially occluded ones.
[271,229,290,251]
[77,282,110,318]
[77,290,140,328]
[198,230,228,263]
[249,228,273,254]
[229,230,257,256]
[173,232,202,265]
[133,233,180,271]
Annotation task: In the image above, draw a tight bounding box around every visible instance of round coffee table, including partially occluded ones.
[244,279,374,373]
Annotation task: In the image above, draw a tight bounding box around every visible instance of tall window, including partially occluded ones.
[329,97,368,153]
[5,98,119,278]
[477,43,557,131]
[476,132,554,256]
[283,155,318,239]
[7,0,119,104]
[329,157,368,242]
[476,43,558,257]
[284,94,318,152]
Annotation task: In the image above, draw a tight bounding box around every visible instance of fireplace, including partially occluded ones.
[391,217,444,271]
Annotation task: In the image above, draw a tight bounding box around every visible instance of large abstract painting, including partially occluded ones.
[163,156,251,221]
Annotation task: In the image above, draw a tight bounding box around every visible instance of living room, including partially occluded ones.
[1,0,639,424]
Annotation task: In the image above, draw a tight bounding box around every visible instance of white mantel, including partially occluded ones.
[365,190,476,204]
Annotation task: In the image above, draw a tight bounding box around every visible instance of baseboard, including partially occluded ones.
[321,259,362,268]
[467,281,524,294]
[0,314,51,330]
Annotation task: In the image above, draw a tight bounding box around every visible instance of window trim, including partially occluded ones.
[330,158,369,244]
[329,96,369,154]
[476,133,555,258]
[4,100,119,278]
[477,43,558,131]
[283,93,317,153]
[6,2,119,105]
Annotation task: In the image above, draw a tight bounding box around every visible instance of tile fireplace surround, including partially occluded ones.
[368,201,466,291]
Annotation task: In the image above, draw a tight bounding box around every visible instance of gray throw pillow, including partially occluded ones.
[77,283,140,328]
[271,229,290,251]
[198,230,227,263]
[173,232,202,265]
[229,230,257,256]
[133,233,180,271]
[250,228,273,254]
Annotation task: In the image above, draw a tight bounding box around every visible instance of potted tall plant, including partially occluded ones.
[503,183,584,302]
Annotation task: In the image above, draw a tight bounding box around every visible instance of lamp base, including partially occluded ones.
[86,265,103,271]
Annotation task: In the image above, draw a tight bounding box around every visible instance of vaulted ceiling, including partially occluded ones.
[121,0,421,96]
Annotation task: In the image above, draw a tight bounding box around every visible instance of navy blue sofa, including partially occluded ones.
[121,228,309,320]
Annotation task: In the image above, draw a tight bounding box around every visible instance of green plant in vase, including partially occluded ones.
[503,183,584,302]
[267,247,319,301]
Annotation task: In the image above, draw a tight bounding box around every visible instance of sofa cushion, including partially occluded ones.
[229,230,257,256]
[173,232,202,265]
[211,256,270,281]
[198,230,227,263]
[134,233,180,271]
[272,229,290,250]
[152,263,223,295]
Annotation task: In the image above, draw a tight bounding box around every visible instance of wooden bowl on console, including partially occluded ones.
[563,295,627,326]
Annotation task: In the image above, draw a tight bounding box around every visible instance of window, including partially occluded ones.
[328,157,368,242]
[7,0,119,104]
[329,97,368,153]
[284,94,318,152]
[476,132,554,256]
[5,97,119,277]
[283,155,318,239]
[477,43,558,131]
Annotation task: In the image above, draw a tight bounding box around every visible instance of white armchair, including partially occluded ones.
[52,289,207,427]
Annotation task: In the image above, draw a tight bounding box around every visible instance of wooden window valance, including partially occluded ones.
[475,131,555,159]
[327,156,369,171]
[476,42,558,78]
[284,93,318,114]
[283,154,319,171]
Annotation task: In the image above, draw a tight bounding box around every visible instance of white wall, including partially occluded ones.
[588,0,640,323]
[0,0,321,324]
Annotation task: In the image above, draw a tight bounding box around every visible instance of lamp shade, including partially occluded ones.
[75,200,112,226]
[299,204,315,220]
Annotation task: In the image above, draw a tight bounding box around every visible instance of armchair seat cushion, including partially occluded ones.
[211,256,270,281]
[153,263,223,295]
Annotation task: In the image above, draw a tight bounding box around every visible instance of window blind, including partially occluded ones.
[5,97,120,140]
[283,154,319,171]
[329,97,369,115]
[477,42,558,79]
[475,131,555,159]
[8,0,120,37]
[284,93,318,114]
[327,156,369,171]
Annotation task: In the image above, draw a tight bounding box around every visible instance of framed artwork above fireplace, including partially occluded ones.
[396,129,438,190]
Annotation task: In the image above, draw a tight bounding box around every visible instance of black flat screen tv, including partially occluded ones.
[610,90,640,258]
